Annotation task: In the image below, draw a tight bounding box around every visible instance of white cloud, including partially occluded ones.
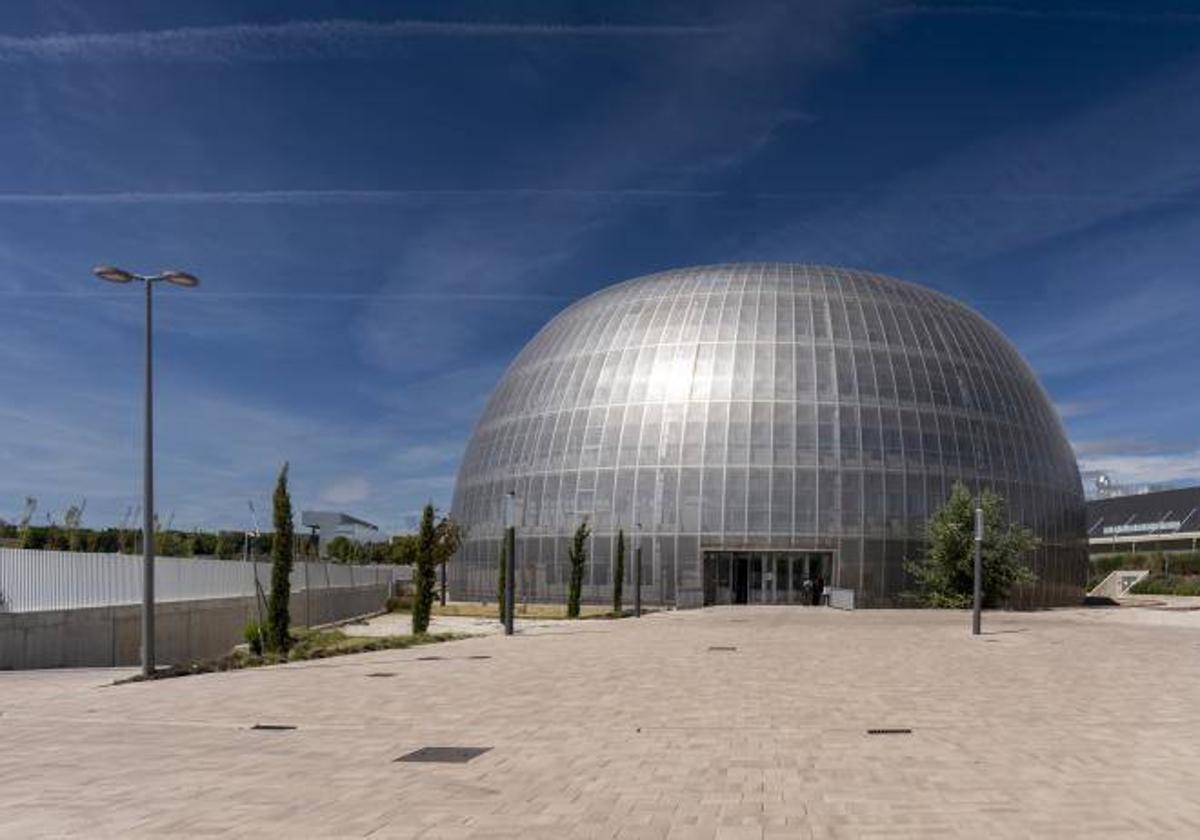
[0,18,727,64]
[1078,447,1200,486]
[1055,400,1105,420]
[321,475,370,505]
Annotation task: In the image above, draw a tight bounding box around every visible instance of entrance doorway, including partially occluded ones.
[702,551,833,606]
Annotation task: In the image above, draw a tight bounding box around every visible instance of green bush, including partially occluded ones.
[566,520,591,619]
[243,621,266,656]
[385,592,413,612]
[1130,574,1200,596]
[1088,552,1200,588]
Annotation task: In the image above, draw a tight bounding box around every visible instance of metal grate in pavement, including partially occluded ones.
[867,728,912,735]
[366,672,397,678]
[416,656,444,661]
[708,646,738,652]
[251,724,297,731]
[395,746,492,764]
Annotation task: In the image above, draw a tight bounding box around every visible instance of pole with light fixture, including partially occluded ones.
[94,266,199,676]
[972,505,984,636]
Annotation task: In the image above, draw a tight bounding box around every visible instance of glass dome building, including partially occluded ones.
[449,264,1086,608]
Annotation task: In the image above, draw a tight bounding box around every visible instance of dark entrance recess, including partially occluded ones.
[703,550,833,606]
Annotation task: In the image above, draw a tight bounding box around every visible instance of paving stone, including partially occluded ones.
[0,606,1198,837]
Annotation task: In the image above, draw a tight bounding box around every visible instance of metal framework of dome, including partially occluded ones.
[449,264,1086,608]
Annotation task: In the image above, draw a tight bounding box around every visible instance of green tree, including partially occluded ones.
[567,520,591,619]
[906,481,1039,608]
[613,529,625,615]
[412,504,437,634]
[390,533,419,565]
[497,539,507,621]
[267,463,295,651]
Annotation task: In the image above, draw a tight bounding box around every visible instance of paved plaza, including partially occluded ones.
[2,605,1200,838]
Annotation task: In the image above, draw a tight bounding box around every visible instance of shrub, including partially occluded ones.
[566,520,591,619]
[412,504,437,634]
[613,529,625,615]
[243,621,265,656]
[906,481,1038,608]
[386,592,413,612]
[267,463,295,652]
[497,540,507,622]
[1130,574,1200,596]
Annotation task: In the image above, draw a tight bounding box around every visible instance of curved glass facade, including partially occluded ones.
[450,264,1086,607]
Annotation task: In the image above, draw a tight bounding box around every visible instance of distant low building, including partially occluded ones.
[300,511,382,558]
[1087,487,1200,556]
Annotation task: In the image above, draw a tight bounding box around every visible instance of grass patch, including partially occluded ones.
[114,628,464,684]
[428,601,632,620]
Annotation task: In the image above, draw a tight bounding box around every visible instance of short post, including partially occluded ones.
[307,525,318,628]
[440,552,448,607]
[634,522,643,618]
[504,491,516,636]
[972,505,983,636]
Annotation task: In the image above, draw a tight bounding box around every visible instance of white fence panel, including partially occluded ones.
[0,548,402,613]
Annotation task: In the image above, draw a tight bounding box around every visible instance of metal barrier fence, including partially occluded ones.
[0,548,408,613]
[826,587,855,610]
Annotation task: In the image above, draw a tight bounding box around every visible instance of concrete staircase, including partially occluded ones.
[1089,569,1149,599]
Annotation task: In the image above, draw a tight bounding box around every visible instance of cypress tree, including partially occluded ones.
[567,520,591,619]
[412,503,437,634]
[613,529,625,615]
[267,463,294,652]
[497,539,507,622]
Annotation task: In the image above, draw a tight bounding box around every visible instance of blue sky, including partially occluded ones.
[2,0,1199,533]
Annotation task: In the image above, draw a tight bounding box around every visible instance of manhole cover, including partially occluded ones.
[867,728,912,735]
[708,646,737,652]
[251,724,297,731]
[367,672,397,678]
[395,746,492,764]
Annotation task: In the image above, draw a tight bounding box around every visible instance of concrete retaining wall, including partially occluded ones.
[0,585,388,670]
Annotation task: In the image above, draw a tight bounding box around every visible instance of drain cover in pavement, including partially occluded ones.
[867,728,912,735]
[467,655,492,660]
[708,646,738,652]
[416,656,444,661]
[395,746,492,764]
[251,724,297,731]
[366,672,397,678]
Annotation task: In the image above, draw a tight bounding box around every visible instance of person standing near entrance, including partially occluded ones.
[813,575,825,606]
[802,576,813,606]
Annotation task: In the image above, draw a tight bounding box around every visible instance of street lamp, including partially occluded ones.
[94,266,199,676]
[972,505,984,636]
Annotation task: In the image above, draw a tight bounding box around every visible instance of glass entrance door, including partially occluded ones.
[702,551,834,606]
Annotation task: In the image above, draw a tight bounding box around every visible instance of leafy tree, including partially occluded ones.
[390,534,420,565]
[267,463,295,651]
[497,539,507,621]
[613,529,625,615]
[566,519,591,618]
[906,481,1039,608]
[412,504,437,634]
[326,536,357,563]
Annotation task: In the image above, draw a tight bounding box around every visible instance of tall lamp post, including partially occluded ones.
[972,505,984,636]
[94,266,199,676]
